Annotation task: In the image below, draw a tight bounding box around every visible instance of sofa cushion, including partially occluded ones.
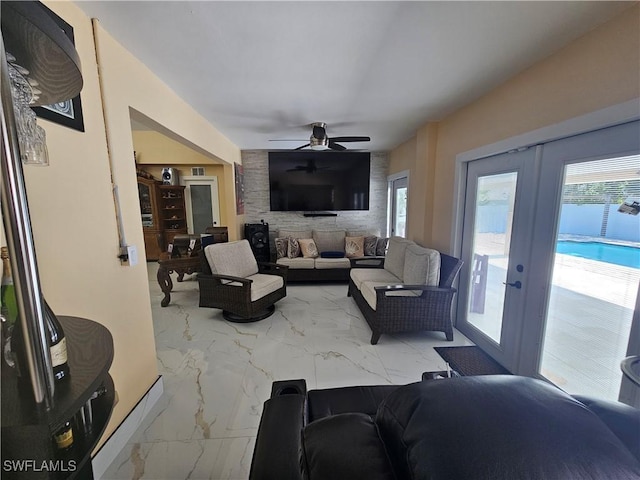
[278,228,312,240]
[287,236,301,258]
[315,258,351,269]
[345,236,365,258]
[301,413,397,480]
[204,240,258,278]
[376,376,640,480]
[274,237,289,259]
[350,268,400,290]
[403,244,441,286]
[307,385,401,423]
[361,281,420,310]
[364,235,378,256]
[299,238,320,258]
[246,273,284,301]
[376,237,389,256]
[383,237,412,280]
[276,257,315,269]
[313,230,346,253]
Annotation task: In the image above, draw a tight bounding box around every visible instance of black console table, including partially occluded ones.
[1,317,115,479]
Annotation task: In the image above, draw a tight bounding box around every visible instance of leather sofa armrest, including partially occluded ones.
[250,394,306,480]
[573,394,640,462]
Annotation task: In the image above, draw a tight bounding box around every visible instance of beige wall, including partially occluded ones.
[16,1,241,449]
[132,131,231,228]
[390,5,640,252]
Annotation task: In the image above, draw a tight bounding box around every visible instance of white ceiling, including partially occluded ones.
[77,1,634,152]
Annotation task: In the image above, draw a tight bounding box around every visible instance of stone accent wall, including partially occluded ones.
[241,150,389,236]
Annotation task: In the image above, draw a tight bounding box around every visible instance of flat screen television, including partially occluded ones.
[269,151,370,211]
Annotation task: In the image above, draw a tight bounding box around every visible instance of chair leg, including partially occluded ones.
[371,331,381,345]
[445,330,454,341]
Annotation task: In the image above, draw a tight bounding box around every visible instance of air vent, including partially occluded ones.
[192,167,205,176]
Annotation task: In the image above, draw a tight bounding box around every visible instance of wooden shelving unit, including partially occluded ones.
[159,185,187,247]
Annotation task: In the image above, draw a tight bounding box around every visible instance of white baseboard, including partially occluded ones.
[92,376,164,479]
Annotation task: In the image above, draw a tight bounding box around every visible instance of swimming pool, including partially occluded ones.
[556,241,640,269]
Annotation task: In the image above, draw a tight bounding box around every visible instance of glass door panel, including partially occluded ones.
[539,155,640,400]
[389,176,408,237]
[467,172,517,343]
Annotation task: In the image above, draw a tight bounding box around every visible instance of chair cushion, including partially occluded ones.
[276,257,315,269]
[204,240,258,278]
[315,258,351,269]
[403,244,441,286]
[247,273,284,301]
[313,230,346,253]
[299,238,320,258]
[350,268,399,290]
[301,413,397,480]
[361,281,419,310]
[376,376,640,480]
[382,237,412,280]
[345,236,365,258]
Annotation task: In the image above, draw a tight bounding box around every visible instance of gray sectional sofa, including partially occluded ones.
[273,228,387,282]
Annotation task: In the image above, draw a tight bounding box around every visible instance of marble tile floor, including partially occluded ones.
[101,264,472,480]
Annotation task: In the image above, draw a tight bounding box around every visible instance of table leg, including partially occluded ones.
[157,266,174,307]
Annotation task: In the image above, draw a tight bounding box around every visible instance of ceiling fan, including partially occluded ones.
[271,122,370,151]
[286,158,330,173]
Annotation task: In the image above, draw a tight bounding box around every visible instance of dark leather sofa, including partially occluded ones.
[249,375,640,480]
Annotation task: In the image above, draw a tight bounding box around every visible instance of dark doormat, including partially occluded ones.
[434,346,512,376]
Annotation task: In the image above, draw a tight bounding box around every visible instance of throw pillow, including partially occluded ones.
[320,251,345,258]
[376,237,389,256]
[299,238,319,258]
[345,236,365,258]
[287,236,301,258]
[364,235,378,256]
[274,237,289,259]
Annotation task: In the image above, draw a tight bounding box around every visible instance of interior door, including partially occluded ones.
[457,147,538,371]
[183,177,221,234]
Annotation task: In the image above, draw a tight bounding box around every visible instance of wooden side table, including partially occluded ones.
[157,255,201,307]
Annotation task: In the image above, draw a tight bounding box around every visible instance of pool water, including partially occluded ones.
[556,241,640,269]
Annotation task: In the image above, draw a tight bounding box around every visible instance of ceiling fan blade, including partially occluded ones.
[294,144,311,150]
[328,141,347,151]
[329,136,371,142]
[269,139,308,142]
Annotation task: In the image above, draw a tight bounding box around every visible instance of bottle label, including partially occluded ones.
[51,337,67,367]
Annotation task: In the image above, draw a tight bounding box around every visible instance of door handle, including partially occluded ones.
[503,281,522,289]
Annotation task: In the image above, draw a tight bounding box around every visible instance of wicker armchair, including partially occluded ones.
[349,250,463,344]
[198,240,288,322]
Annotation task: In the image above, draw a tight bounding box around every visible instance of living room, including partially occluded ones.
[1,1,639,479]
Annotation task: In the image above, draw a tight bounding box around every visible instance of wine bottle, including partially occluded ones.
[44,301,70,382]
[1,246,18,326]
[53,421,74,450]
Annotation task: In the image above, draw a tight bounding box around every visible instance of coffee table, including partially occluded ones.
[157,255,201,307]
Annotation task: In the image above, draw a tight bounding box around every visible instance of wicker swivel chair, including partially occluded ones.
[198,239,288,322]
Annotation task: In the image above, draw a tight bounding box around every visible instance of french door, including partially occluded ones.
[457,121,640,403]
[457,147,538,369]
